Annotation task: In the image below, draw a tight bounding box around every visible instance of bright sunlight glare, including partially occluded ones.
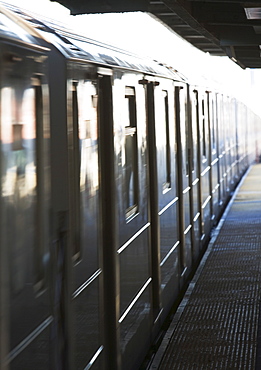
[2,0,261,115]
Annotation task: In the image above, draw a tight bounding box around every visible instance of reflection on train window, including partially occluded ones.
[1,85,38,294]
[71,80,81,262]
[78,81,98,193]
[162,90,171,193]
[33,77,46,292]
[75,80,99,264]
[72,80,99,262]
[12,123,23,151]
[124,86,138,220]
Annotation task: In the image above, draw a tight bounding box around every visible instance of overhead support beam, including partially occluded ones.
[208,22,261,27]
[220,33,261,46]
[150,1,224,44]
[51,0,150,14]
[189,0,261,2]
[53,0,261,68]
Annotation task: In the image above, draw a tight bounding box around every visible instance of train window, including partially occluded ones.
[71,81,81,262]
[175,86,188,175]
[33,77,46,292]
[162,90,171,192]
[202,98,207,159]
[124,86,139,220]
[73,80,99,265]
[1,78,47,294]
[211,95,217,152]
[192,90,200,172]
[184,92,189,176]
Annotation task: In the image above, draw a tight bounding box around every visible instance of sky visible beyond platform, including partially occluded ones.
[3,0,261,115]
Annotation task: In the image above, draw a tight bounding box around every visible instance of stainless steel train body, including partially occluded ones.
[0,3,260,370]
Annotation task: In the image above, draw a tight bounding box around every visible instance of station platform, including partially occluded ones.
[148,163,261,370]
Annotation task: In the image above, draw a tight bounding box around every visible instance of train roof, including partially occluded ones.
[0,1,186,81]
[0,3,46,49]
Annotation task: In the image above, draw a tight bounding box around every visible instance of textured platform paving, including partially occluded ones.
[150,164,261,370]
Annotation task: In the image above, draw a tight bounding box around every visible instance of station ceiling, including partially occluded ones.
[52,0,261,69]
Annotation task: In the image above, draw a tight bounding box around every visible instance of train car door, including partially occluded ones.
[112,71,151,370]
[67,64,105,370]
[0,42,51,368]
[198,91,212,240]
[189,87,203,259]
[223,96,233,193]
[210,92,220,223]
[218,94,227,207]
[67,65,151,370]
[175,82,193,276]
[151,79,180,317]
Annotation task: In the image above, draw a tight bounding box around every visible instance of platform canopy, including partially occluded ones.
[51,0,261,69]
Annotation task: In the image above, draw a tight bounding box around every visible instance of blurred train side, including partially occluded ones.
[0,3,260,370]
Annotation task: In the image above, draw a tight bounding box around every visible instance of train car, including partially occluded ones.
[0,3,260,370]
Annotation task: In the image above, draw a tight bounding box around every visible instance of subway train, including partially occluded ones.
[0,2,260,370]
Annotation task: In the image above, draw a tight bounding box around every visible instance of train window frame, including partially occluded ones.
[192,89,200,173]
[162,89,171,193]
[211,93,217,154]
[202,97,207,161]
[175,85,189,175]
[71,80,81,263]
[71,79,99,266]
[124,86,139,221]
[32,75,46,294]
